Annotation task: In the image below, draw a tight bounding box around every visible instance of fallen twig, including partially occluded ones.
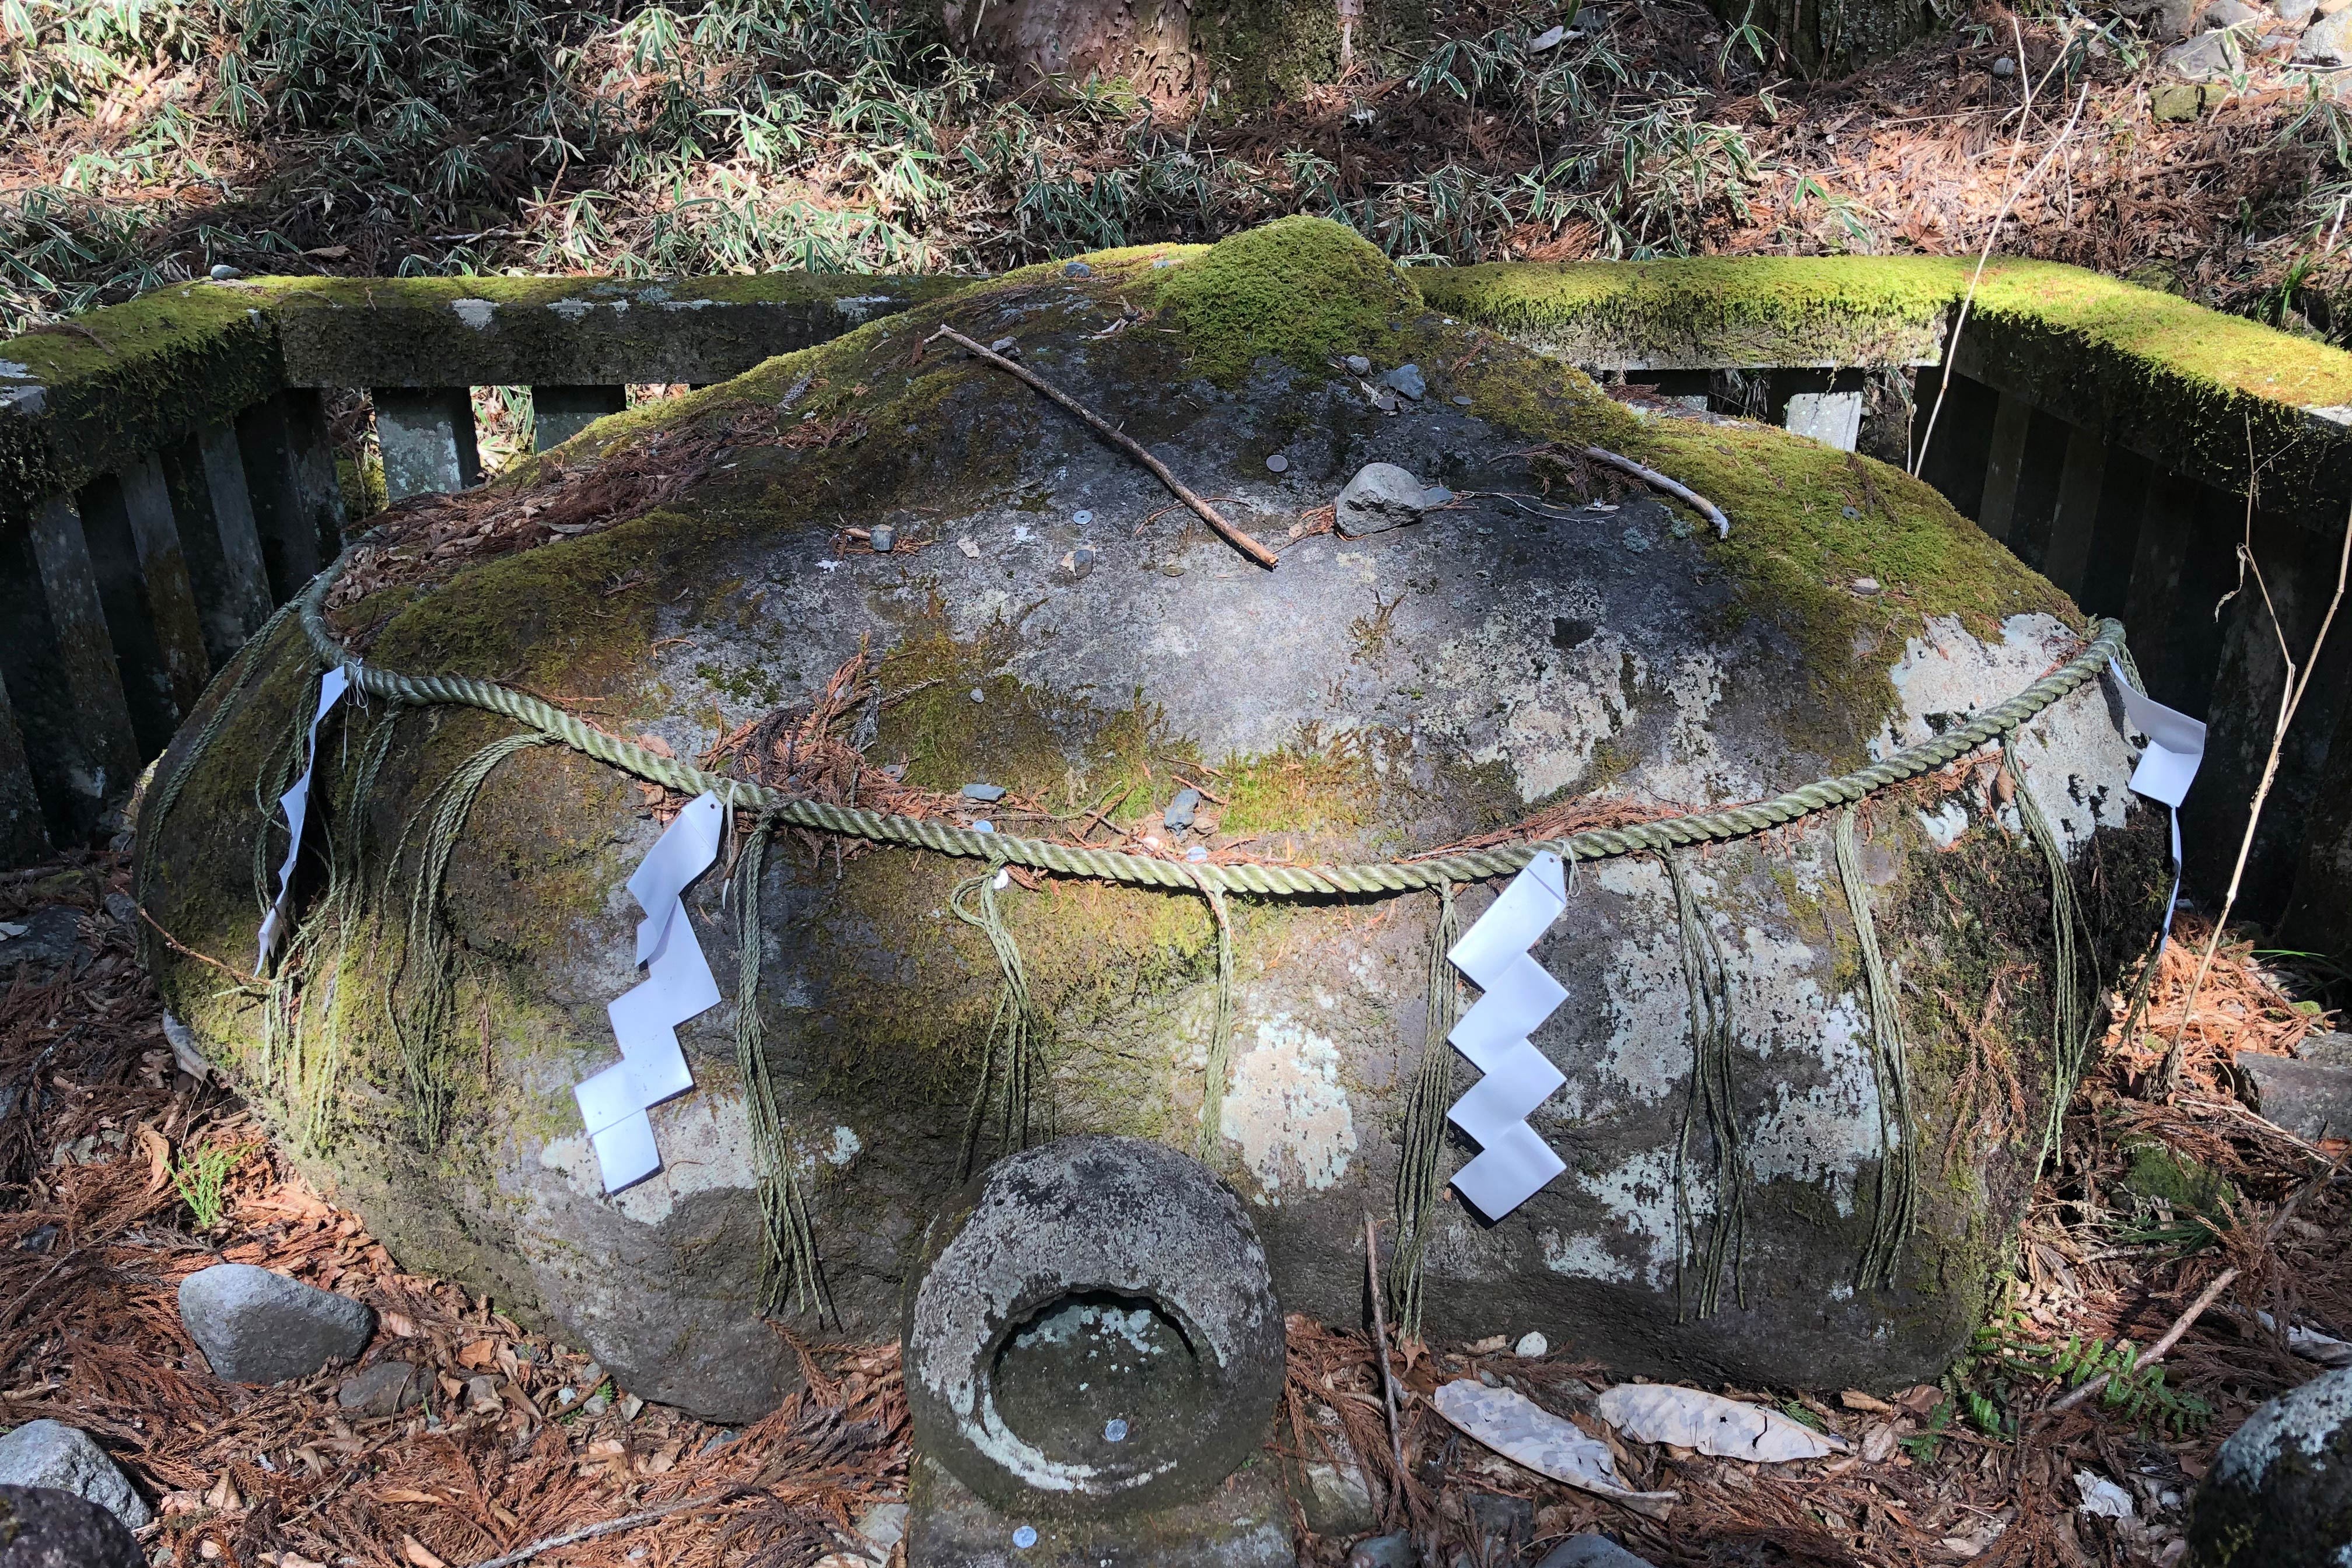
[2044,1267,2239,1415]
[465,1486,752,1568]
[1583,447,1731,538]
[924,326,1277,569]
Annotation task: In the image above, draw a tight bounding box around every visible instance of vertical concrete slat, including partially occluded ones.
[119,453,214,720]
[2185,511,2352,925]
[1976,391,2034,542]
[532,384,630,451]
[2039,426,2108,599]
[376,387,484,499]
[76,471,188,758]
[0,674,50,867]
[2121,472,2198,667]
[0,496,141,843]
[164,426,274,664]
[2281,683,2352,955]
[2077,446,2151,622]
[1913,369,1999,521]
[2004,409,2074,573]
[240,389,348,602]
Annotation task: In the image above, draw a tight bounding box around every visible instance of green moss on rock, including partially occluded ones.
[1154,217,1422,387]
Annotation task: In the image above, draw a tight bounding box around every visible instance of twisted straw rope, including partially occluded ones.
[299,555,2127,893]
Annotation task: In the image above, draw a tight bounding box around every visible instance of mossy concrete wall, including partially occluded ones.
[1422,256,2352,532]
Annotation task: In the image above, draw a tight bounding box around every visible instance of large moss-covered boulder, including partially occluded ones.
[138,220,2168,1421]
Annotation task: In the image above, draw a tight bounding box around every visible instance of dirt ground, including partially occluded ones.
[2,844,2345,1568]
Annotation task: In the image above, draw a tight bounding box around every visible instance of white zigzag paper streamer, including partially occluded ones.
[575,792,724,1192]
[1444,849,1570,1219]
[2108,660,2206,950]
[256,666,351,973]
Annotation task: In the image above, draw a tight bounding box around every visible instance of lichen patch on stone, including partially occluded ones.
[1218,1013,1357,1198]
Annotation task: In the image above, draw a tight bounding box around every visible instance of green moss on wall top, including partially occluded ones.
[1422,254,2352,412]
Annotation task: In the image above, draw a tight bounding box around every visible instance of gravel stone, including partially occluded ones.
[177,1264,374,1384]
[0,1423,149,1531]
[335,1360,424,1417]
[1380,363,1427,401]
[1336,462,1438,536]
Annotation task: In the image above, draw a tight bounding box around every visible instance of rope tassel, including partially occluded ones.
[1835,808,1918,1289]
[953,864,1043,1177]
[1390,881,1462,1340]
[733,826,831,1321]
[1194,876,1238,1162]
[2005,738,2092,1177]
[385,731,552,1149]
[1666,850,1745,1321]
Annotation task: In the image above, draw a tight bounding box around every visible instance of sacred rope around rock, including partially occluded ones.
[128,537,2146,1329]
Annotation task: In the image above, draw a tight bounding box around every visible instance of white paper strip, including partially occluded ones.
[576,793,726,1192]
[256,666,350,972]
[2110,660,2207,944]
[1444,850,1570,1219]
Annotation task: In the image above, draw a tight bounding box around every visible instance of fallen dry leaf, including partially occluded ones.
[136,1123,170,1193]
[382,1311,419,1339]
[399,1534,447,1568]
[456,1338,497,1369]
[1840,1388,1895,1414]
[380,1489,447,1505]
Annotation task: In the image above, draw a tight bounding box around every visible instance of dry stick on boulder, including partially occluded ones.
[1584,446,1731,538]
[923,325,1279,568]
[2155,494,2351,1097]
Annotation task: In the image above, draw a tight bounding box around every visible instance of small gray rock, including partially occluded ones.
[2167,26,2246,71]
[335,1360,422,1417]
[858,1500,911,1554]
[1164,788,1201,831]
[961,783,1007,803]
[1062,545,1098,581]
[0,1485,142,1568]
[177,1264,374,1385]
[1536,1536,1657,1568]
[868,523,896,553]
[1346,1532,1416,1568]
[1063,260,1093,278]
[1451,394,1473,405]
[1343,355,1372,375]
[2276,0,2318,24]
[1265,453,1290,473]
[1300,1458,1377,1536]
[0,1424,149,1532]
[1992,53,2017,74]
[2238,1034,2352,1139]
[988,336,1017,355]
[1336,463,1440,537]
[208,264,242,281]
[0,909,85,978]
[1380,363,1426,401]
[2300,6,2352,57]
[102,892,135,929]
[2134,0,2200,37]
[2203,0,2264,24]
